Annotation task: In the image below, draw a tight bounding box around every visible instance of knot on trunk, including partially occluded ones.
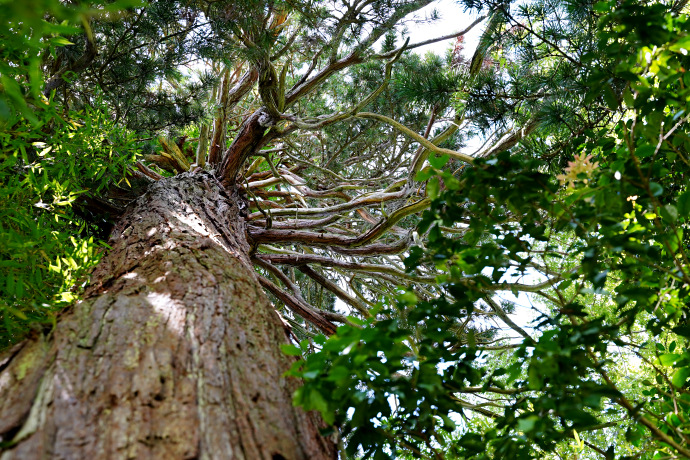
[258,110,275,127]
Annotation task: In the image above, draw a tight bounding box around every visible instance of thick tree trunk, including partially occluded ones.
[0,172,336,460]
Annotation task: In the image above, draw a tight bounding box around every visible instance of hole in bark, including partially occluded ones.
[251,393,260,402]
[0,345,23,374]
[272,454,286,460]
[236,343,242,350]
[0,418,26,445]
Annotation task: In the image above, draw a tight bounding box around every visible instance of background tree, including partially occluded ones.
[290,1,690,459]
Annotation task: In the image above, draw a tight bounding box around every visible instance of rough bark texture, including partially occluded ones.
[0,171,336,460]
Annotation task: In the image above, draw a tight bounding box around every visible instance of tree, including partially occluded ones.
[5,0,690,458]
[288,1,690,458]
[0,0,501,457]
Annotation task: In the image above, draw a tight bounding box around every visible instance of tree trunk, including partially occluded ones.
[0,171,336,460]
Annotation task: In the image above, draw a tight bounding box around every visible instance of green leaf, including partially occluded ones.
[5,306,27,320]
[527,365,543,390]
[603,83,619,110]
[308,390,333,424]
[428,154,449,169]
[281,344,303,356]
[671,367,690,387]
[672,324,690,338]
[398,291,417,305]
[661,204,678,223]
[416,167,435,182]
[346,315,367,326]
[302,370,320,380]
[649,182,663,197]
[427,177,440,199]
[669,35,690,53]
[593,1,613,12]
[438,413,456,431]
[659,353,680,366]
[677,191,690,217]
[49,37,74,46]
[583,394,602,409]
[635,144,655,158]
[517,416,539,433]
[326,365,351,383]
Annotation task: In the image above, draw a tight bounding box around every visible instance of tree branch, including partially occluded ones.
[374,15,488,59]
[285,39,409,130]
[209,67,259,165]
[329,237,411,256]
[355,112,475,164]
[44,32,97,96]
[475,115,540,158]
[298,265,370,317]
[247,189,406,220]
[257,275,339,335]
[256,254,436,283]
[483,296,532,341]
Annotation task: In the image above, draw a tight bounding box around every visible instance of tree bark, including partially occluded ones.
[0,171,336,460]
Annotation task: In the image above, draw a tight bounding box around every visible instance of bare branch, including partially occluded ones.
[134,161,163,181]
[484,275,563,293]
[354,198,429,247]
[251,215,341,230]
[329,237,411,256]
[247,189,406,220]
[285,52,364,107]
[483,296,532,341]
[257,275,339,335]
[374,15,488,59]
[248,213,416,251]
[475,115,540,158]
[298,265,371,317]
[209,68,259,165]
[460,386,525,395]
[285,39,409,131]
[256,254,436,283]
[355,112,476,164]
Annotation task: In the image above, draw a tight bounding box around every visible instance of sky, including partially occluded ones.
[405,0,487,57]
